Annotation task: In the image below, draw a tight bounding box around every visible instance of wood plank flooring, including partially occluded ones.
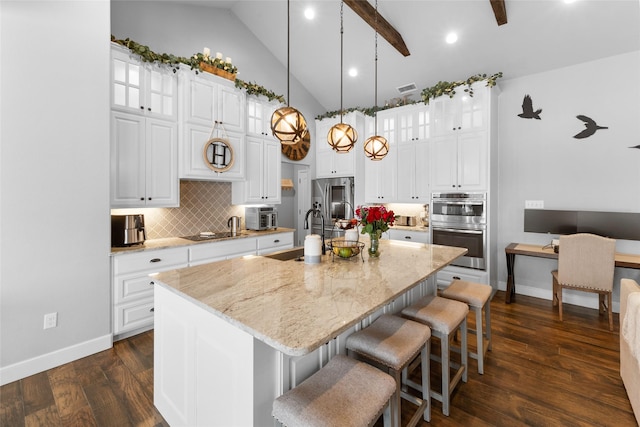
[1,290,636,426]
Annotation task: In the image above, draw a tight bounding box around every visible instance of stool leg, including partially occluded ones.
[422,340,431,422]
[391,370,401,427]
[475,306,484,375]
[461,318,468,383]
[485,301,492,352]
[440,332,450,416]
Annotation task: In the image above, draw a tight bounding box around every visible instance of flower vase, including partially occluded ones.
[368,233,380,257]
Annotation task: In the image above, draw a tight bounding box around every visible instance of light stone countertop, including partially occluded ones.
[110,228,295,255]
[153,240,466,356]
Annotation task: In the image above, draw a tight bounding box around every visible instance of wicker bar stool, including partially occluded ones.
[346,314,431,427]
[401,295,468,416]
[440,279,493,374]
[272,354,396,427]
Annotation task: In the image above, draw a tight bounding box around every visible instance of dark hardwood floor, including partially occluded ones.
[1,291,636,426]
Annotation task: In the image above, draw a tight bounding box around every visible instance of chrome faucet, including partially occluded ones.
[304,208,326,255]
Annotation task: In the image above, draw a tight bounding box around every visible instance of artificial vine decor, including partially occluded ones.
[315,72,503,121]
[111,36,285,103]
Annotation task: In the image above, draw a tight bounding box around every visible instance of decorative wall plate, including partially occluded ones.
[281,129,311,161]
[203,137,234,172]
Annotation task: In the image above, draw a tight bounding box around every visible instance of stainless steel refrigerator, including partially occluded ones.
[310,177,355,239]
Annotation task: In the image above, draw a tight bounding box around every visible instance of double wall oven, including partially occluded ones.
[431,192,487,270]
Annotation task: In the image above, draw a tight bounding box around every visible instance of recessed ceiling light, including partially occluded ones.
[348,68,358,77]
[304,7,315,20]
[446,32,458,44]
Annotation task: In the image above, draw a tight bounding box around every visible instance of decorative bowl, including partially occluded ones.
[335,219,358,230]
[328,239,365,260]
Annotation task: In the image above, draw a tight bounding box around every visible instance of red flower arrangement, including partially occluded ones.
[356,205,395,238]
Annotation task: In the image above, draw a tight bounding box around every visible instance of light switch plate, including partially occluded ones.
[525,200,544,209]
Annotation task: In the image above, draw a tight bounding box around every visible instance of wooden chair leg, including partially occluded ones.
[608,292,613,332]
[552,275,559,307]
[558,286,564,322]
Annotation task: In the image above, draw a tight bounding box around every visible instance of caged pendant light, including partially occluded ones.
[363,0,389,161]
[327,1,357,153]
[271,0,308,145]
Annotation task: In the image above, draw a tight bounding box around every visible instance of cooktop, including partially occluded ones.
[181,232,245,242]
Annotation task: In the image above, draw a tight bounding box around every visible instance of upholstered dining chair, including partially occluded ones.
[551,233,616,331]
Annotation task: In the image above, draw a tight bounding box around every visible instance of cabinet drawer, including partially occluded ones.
[388,229,429,244]
[113,247,189,275]
[189,238,256,265]
[256,232,294,254]
[114,274,156,305]
[113,298,155,335]
[436,266,488,289]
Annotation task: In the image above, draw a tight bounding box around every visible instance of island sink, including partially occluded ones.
[263,246,305,261]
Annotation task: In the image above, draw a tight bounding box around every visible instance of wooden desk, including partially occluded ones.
[504,243,640,303]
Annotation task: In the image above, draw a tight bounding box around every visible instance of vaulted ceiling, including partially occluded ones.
[186,0,640,112]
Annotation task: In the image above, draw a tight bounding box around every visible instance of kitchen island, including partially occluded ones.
[153,239,467,426]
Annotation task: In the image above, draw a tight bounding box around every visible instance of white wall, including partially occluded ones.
[497,51,640,309]
[0,1,111,385]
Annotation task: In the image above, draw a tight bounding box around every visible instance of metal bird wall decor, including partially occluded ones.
[573,115,608,139]
[517,94,542,119]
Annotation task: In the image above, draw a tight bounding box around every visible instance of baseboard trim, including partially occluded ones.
[497,281,620,313]
[0,334,113,386]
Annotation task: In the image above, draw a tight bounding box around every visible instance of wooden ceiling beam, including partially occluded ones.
[344,0,410,57]
[490,0,508,26]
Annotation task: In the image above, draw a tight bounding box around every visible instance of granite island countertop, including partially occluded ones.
[153,240,466,356]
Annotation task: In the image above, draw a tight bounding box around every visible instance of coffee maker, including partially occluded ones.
[111,214,146,247]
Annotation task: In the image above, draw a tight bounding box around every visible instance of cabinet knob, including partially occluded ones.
[147,107,151,111]
[148,197,152,200]
[140,197,145,201]
[274,239,280,243]
[140,106,144,110]
[149,281,155,285]
[404,236,412,240]
[150,308,155,312]
[150,258,162,263]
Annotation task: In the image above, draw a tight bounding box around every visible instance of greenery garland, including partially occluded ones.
[111,36,502,120]
[111,36,284,103]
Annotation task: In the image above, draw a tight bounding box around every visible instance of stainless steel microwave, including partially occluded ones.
[245,207,278,230]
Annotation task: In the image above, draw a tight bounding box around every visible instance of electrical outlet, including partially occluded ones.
[525,200,544,209]
[44,312,57,329]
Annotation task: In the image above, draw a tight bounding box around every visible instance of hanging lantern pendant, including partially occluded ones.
[271,0,308,146]
[328,1,357,153]
[364,0,388,160]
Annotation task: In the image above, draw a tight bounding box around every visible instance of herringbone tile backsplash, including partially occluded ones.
[112,181,245,239]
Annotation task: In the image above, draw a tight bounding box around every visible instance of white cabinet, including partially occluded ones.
[232,137,281,204]
[111,44,177,121]
[431,84,486,137]
[397,139,431,203]
[112,246,189,339]
[178,68,246,181]
[397,104,431,142]
[256,232,294,255]
[431,131,487,192]
[364,112,397,202]
[180,69,245,133]
[180,123,245,181]
[189,238,256,266]
[110,111,179,208]
[315,112,365,178]
[387,229,430,244]
[247,96,281,138]
[430,83,493,192]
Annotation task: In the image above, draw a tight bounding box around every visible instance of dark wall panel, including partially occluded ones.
[524,209,640,240]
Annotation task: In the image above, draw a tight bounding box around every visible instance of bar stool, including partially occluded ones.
[440,279,493,374]
[401,295,468,416]
[346,314,431,427]
[272,354,396,427]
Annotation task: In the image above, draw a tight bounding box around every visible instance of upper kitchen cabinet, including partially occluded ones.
[111,44,177,121]
[110,111,179,208]
[431,131,486,192]
[395,104,431,203]
[178,69,246,181]
[232,136,281,204]
[315,112,365,178]
[431,82,486,137]
[179,69,245,133]
[430,83,498,192]
[364,111,397,203]
[246,95,281,139]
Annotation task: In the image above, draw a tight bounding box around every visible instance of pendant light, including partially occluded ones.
[363,0,389,161]
[271,0,308,145]
[327,1,357,153]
